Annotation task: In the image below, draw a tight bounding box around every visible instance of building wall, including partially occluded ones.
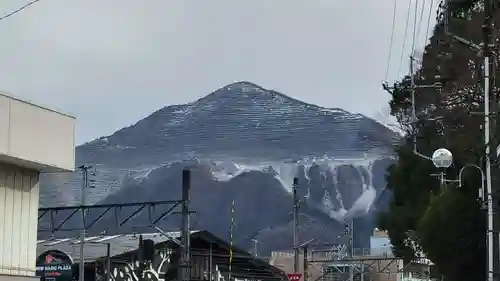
[0,164,39,277]
[369,237,391,257]
[0,93,75,172]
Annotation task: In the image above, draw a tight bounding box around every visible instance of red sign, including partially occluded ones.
[287,273,302,281]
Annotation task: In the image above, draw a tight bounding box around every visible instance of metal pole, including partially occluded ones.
[106,243,111,281]
[252,239,258,257]
[482,0,496,278]
[457,164,485,200]
[293,177,299,273]
[180,169,191,281]
[410,55,419,158]
[349,219,354,281]
[79,165,90,281]
[138,235,144,281]
[360,263,364,281]
[303,244,309,281]
[209,243,213,281]
[485,55,495,281]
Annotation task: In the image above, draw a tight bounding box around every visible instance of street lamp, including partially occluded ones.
[431,148,485,200]
[431,148,453,169]
[431,148,453,187]
[431,148,493,281]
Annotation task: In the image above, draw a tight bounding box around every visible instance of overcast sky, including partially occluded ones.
[0,0,435,144]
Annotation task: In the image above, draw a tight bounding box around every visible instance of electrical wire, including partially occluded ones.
[385,0,398,81]
[0,0,42,22]
[416,0,427,47]
[397,0,414,77]
[411,0,420,56]
[423,0,435,47]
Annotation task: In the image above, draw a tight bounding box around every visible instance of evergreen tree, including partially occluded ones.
[378,3,488,280]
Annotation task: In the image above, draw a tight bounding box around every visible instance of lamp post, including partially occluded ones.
[431,148,493,281]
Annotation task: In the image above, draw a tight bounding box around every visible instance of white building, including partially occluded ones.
[0,92,75,281]
[370,229,392,257]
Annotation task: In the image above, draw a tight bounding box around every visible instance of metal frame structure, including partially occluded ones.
[309,250,400,275]
[38,200,185,233]
[307,247,433,281]
[38,168,195,281]
[310,255,399,274]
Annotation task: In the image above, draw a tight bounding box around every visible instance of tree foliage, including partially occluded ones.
[378,3,491,280]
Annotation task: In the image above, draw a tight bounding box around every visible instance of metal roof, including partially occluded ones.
[37,231,200,263]
[37,230,287,281]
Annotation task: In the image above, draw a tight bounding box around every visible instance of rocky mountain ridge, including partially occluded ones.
[39,81,397,254]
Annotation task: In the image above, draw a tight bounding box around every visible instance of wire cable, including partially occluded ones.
[385,0,398,81]
[0,0,42,22]
[411,0,420,56]
[397,0,414,77]
[423,0,435,47]
[416,0,427,47]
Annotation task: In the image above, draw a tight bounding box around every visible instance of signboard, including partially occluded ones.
[36,250,74,281]
[287,273,303,281]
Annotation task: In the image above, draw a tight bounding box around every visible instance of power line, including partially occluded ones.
[0,0,41,22]
[416,0,427,47]
[397,0,414,77]
[385,0,398,81]
[423,0,435,47]
[411,0,420,55]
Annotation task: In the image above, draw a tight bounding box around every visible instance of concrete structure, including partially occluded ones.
[0,92,75,280]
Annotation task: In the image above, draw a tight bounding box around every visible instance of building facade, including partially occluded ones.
[0,92,75,281]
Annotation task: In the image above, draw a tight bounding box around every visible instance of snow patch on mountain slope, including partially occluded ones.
[198,156,380,221]
[370,107,404,135]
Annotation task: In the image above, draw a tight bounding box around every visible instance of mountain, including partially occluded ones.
[39,81,398,254]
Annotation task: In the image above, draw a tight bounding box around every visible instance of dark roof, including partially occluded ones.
[188,231,287,280]
[37,231,196,263]
[37,230,286,281]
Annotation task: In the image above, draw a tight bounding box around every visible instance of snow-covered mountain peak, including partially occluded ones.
[189,81,351,117]
[43,81,397,253]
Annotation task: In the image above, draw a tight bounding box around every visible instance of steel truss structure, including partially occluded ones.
[310,256,399,274]
[307,246,411,279]
[38,200,189,233]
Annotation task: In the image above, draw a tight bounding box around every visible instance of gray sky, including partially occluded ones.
[0,0,434,144]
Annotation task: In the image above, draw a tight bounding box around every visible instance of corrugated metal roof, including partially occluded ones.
[36,231,200,263]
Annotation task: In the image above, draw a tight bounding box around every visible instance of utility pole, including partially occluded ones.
[292,177,300,273]
[348,220,354,281]
[440,0,496,279]
[303,244,308,281]
[179,169,191,281]
[138,235,144,281]
[77,164,91,281]
[483,0,496,280]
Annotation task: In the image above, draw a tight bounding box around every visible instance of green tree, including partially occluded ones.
[378,4,488,280]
